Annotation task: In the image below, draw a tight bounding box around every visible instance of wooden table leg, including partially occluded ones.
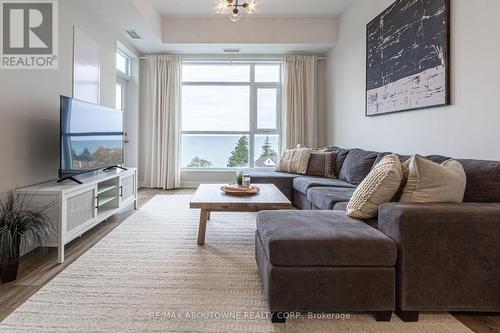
[207,211,211,220]
[197,209,209,245]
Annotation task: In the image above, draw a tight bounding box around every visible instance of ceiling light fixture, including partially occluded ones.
[215,0,257,22]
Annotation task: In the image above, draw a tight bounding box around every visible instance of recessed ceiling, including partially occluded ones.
[143,43,334,55]
[153,0,353,18]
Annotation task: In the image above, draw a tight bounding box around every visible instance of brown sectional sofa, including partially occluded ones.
[249,147,500,322]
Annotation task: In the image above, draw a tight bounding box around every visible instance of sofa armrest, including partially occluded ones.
[378,202,500,312]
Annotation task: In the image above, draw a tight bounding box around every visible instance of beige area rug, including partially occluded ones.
[1,195,472,332]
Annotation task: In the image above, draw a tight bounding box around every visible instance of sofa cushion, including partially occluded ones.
[305,151,336,178]
[276,148,311,174]
[307,187,355,210]
[325,146,351,177]
[426,154,451,164]
[246,170,298,186]
[292,176,356,195]
[458,159,500,203]
[347,154,403,219]
[331,203,379,229]
[256,210,396,267]
[339,149,379,185]
[293,190,312,210]
[400,155,466,203]
[245,170,298,200]
[332,202,348,211]
[372,152,391,167]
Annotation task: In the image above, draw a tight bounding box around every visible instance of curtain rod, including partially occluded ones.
[139,55,327,60]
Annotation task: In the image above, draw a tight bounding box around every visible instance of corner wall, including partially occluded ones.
[327,0,500,159]
[0,0,138,198]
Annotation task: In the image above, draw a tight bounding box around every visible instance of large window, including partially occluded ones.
[181,62,282,169]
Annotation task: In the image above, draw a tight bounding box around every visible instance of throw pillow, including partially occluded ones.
[275,148,312,174]
[390,157,411,202]
[305,151,337,178]
[338,149,379,185]
[399,154,466,203]
[346,154,403,219]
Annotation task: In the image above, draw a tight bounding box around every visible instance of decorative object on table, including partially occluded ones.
[215,0,257,22]
[0,195,52,283]
[235,171,244,186]
[366,0,450,116]
[242,174,251,188]
[220,184,261,196]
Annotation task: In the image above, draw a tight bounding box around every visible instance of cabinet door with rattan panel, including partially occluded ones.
[66,187,97,236]
[120,174,135,203]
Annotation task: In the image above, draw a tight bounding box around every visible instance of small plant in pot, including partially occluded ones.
[236,171,244,187]
[0,194,52,283]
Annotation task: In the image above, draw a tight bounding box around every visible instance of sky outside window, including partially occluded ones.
[181,63,281,168]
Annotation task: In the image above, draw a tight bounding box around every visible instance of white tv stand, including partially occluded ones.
[16,168,137,263]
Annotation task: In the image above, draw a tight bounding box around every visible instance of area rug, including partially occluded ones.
[0,195,472,332]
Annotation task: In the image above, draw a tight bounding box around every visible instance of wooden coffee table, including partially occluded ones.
[190,184,292,245]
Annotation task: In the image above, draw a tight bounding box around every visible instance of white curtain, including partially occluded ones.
[282,55,318,149]
[140,55,181,189]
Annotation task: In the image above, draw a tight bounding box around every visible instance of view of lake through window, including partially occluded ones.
[181,62,282,168]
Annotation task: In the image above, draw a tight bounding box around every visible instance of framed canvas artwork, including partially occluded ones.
[366,0,450,116]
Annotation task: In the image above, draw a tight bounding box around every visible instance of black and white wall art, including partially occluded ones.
[366,0,450,116]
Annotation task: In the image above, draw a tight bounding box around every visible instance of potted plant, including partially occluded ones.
[0,195,52,283]
[236,171,244,187]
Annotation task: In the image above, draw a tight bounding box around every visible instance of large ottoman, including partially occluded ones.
[255,210,397,323]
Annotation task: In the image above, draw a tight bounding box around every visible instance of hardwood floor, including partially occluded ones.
[453,313,500,333]
[0,188,498,333]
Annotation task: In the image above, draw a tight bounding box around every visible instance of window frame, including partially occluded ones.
[116,49,131,78]
[116,78,126,111]
[181,61,282,170]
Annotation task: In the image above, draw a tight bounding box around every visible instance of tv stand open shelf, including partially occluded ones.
[15,168,137,263]
[97,185,117,195]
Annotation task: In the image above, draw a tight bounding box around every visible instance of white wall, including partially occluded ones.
[132,0,162,37]
[327,0,500,159]
[0,0,139,198]
[162,17,338,45]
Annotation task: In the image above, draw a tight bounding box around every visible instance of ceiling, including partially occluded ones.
[81,0,348,54]
[153,0,353,18]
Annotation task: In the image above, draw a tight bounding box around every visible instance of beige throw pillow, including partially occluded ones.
[399,155,466,203]
[275,148,312,174]
[346,154,403,219]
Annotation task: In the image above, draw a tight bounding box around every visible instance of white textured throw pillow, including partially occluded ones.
[276,148,312,174]
[399,155,466,203]
[346,154,403,219]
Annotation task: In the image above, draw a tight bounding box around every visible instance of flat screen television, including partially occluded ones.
[59,96,124,181]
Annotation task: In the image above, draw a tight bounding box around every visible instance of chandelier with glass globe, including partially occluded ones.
[215,0,257,22]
